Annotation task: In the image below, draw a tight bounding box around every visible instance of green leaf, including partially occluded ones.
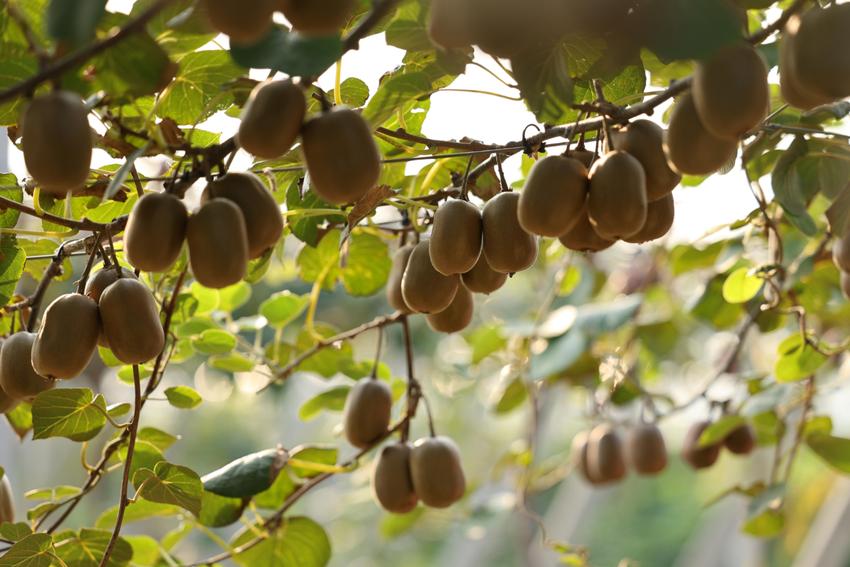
[0,533,54,567]
[298,386,350,421]
[771,138,818,235]
[157,50,241,124]
[209,353,256,373]
[0,45,38,126]
[53,528,133,567]
[134,462,203,516]
[742,484,785,538]
[47,0,107,45]
[807,434,850,473]
[5,402,33,440]
[260,291,309,328]
[722,267,763,304]
[512,43,574,124]
[0,174,23,229]
[0,522,33,543]
[297,229,341,290]
[0,236,26,307]
[294,324,354,378]
[774,335,827,382]
[253,469,300,510]
[699,415,746,447]
[95,499,179,530]
[493,377,528,414]
[336,77,370,107]
[193,329,237,355]
[465,324,507,365]
[218,281,252,312]
[669,241,726,275]
[289,445,338,479]
[198,489,245,528]
[32,388,107,442]
[202,448,287,498]
[341,232,392,296]
[163,386,203,410]
[229,26,344,77]
[137,427,178,452]
[231,516,331,567]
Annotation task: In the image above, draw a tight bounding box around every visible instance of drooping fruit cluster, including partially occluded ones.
[682,420,756,470]
[572,423,667,485]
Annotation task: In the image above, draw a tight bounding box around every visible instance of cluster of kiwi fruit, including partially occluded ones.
[341,377,466,511]
[681,420,756,470]
[203,0,356,44]
[0,473,13,524]
[832,232,850,299]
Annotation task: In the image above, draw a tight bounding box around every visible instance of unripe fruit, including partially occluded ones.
[518,155,588,237]
[682,421,722,470]
[0,333,53,401]
[623,193,675,244]
[124,192,188,273]
[21,91,92,194]
[387,244,416,313]
[791,4,850,100]
[372,442,418,514]
[203,0,274,44]
[427,285,474,334]
[588,151,648,240]
[627,424,668,476]
[84,267,136,303]
[611,120,681,201]
[586,424,626,483]
[401,241,460,314]
[187,199,249,289]
[100,279,165,365]
[780,16,833,110]
[301,107,381,205]
[559,208,615,253]
[429,200,483,275]
[342,379,393,449]
[692,42,769,140]
[571,430,604,485]
[238,80,306,159]
[428,0,473,50]
[279,0,356,35]
[664,92,738,176]
[32,294,100,380]
[202,173,283,259]
[0,475,13,524]
[833,232,850,272]
[724,423,756,455]
[482,192,538,274]
[409,436,466,508]
[461,254,507,294]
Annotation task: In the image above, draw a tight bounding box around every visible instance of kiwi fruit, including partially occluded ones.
[833,233,850,272]
[724,423,756,455]
[84,267,136,302]
[342,379,393,449]
[566,147,596,169]
[301,107,381,205]
[791,4,850,100]
[466,0,544,58]
[428,0,473,50]
[401,240,460,314]
[482,192,538,274]
[682,420,722,470]
[518,155,588,237]
[461,254,508,294]
[664,92,738,176]
[587,151,648,240]
[202,173,283,259]
[623,193,675,244]
[559,207,615,253]
[202,0,274,44]
[586,424,627,483]
[0,382,18,414]
[780,16,833,110]
[429,199,483,275]
[426,285,474,334]
[99,278,165,365]
[409,436,466,508]
[278,0,356,35]
[372,442,419,514]
[0,333,53,401]
[571,430,604,485]
[32,294,100,380]
[612,120,681,201]
[841,271,850,300]
[21,91,92,194]
[125,192,188,273]
[387,244,416,313]
[187,199,249,289]
[238,80,306,159]
[0,475,13,524]
[627,424,668,476]
[692,42,769,140]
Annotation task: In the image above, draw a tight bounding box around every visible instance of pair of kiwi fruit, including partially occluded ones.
[0,474,13,524]
[832,232,850,299]
[682,420,756,470]
[372,435,466,512]
[780,5,850,110]
[573,423,667,485]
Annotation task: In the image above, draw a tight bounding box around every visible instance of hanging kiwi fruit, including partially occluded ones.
[342,379,393,449]
[664,92,738,176]
[587,150,648,240]
[31,294,100,380]
[518,154,588,237]
[461,254,508,295]
[84,267,137,303]
[202,0,275,44]
[429,199,483,276]
[99,278,165,365]
[682,421,722,470]
[788,4,850,101]
[611,120,681,202]
[0,332,53,401]
[278,0,356,35]
[427,0,473,50]
[372,442,419,514]
[482,192,538,274]
[426,285,474,334]
[623,193,675,244]
[724,423,756,455]
[571,430,605,485]
[409,436,466,508]
[559,207,615,253]
[627,424,668,476]
[124,192,188,273]
[779,16,833,110]
[238,80,306,159]
[401,240,460,314]
[585,424,627,483]
[387,244,416,313]
[187,199,250,289]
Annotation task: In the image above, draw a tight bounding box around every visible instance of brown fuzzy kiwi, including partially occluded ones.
[0,383,18,414]
[279,0,356,35]
[466,0,559,58]
[124,192,188,273]
[587,151,648,240]
[0,333,53,401]
[238,80,306,159]
[21,91,92,194]
[586,424,627,483]
[623,193,675,244]
[482,192,538,274]
[32,294,100,380]
[401,241,460,314]
[84,267,137,302]
[187,199,249,289]
[342,379,393,449]
[841,272,850,300]
[429,199,483,275]
[203,0,274,43]
[0,475,13,524]
[780,16,833,110]
[834,232,850,272]
[566,147,597,169]
[518,155,588,237]
[202,172,283,259]
[682,421,722,470]
[372,442,419,514]
[461,254,508,294]
[426,285,474,334]
[692,42,769,140]
[409,436,466,508]
[664,92,738,176]
[387,244,416,313]
[428,0,473,50]
[724,423,756,455]
[627,423,668,476]
[612,120,681,201]
[99,279,165,365]
[791,4,850,100]
[571,430,604,485]
[301,107,381,205]
[559,207,615,253]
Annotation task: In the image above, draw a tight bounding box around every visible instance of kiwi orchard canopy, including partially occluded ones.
[0,0,849,565]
